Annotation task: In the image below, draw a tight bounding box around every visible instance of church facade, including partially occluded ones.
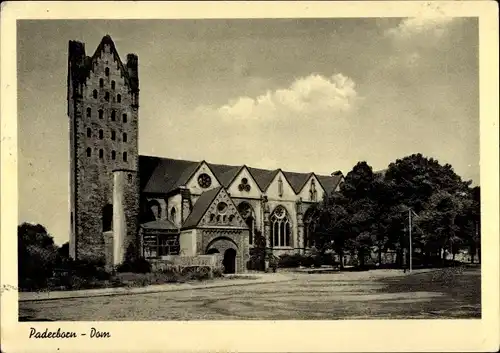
[67,35,344,273]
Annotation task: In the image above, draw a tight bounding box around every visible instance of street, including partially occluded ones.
[19,266,481,321]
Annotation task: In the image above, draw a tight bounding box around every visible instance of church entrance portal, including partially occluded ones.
[223,248,237,274]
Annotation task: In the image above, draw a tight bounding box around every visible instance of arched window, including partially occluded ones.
[99,149,104,159]
[111,130,116,140]
[86,147,91,157]
[105,67,110,76]
[303,208,316,249]
[123,133,127,142]
[117,94,121,103]
[99,78,104,88]
[270,206,291,247]
[104,92,110,102]
[237,202,255,245]
[98,109,103,119]
[170,207,176,222]
[123,152,128,162]
[147,200,161,220]
[122,113,127,123]
[87,128,91,137]
[309,179,318,202]
[111,80,115,90]
[99,129,103,139]
[102,204,113,232]
[86,107,91,117]
[92,89,98,99]
[111,150,116,160]
[111,110,116,121]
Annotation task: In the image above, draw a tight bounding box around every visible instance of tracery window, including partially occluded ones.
[270,206,291,247]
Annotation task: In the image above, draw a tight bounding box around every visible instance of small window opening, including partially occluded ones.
[122,114,127,123]
[111,150,116,160]
[123,152,128,162]
[92,90,97,99]
[111,81,115,90]
[117,94,121,103]
[99,78,104,88]
[123,133,127,142]
[86,107,91,117]
[86,147,91,157]
[87,128,91,137]
[99,129,103,139]
[111,130,116,140]
[105,67,110,76]
[99,149,104,159]
[98,109,103,119]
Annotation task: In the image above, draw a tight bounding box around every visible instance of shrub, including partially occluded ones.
[278,254,302,268]
[116,257,151,274]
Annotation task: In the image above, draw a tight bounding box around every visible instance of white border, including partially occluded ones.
[1,2,499,352]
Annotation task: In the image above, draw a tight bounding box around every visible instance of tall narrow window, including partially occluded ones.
[104,92,110,102]
[123,152,128,162]
[105,67,110,76]
[86,147,91,157]
[237,202,255,245]
[111,130,116,140]
[111,150,116,160]
[123,133,127,142]
[92,90,97,99]
[309,179,317,202]
[99,129,103,139]
[111,110,116,121]
[122,113,127,123]
[99,149,104,159]
[117,94,121,103]
[278,176,284,197]
[99,78,104,88]
[111,81,115,90]
[170,207,176,222]
[98,109,103,119]
[86,107,91,117]
[86,128,91,137]
[270,206,291,247]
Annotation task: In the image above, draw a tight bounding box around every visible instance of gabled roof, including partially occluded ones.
[283,171,313,193]
[182,187,222,229]
[68,35,138,93]
[317,174,344,194]
[140,156,200,194]
[247,167,280,191]
[139,154,343,196]
[141,219,178,231]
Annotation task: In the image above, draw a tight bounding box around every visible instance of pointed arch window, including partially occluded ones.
[99,78,104,88]
[122,113,127,123]
[111,80,116,90]
[309,179,318,202]
[104,92,110,102]
[117,94,121,103]
[111,110,116,121]
[270,206,291,247]
[123,152,128,162]
[92,89,98,99]
[86,107,91,117]
[170,207,176,222]
[105,67,110,77]
[237,202,255,245]
[98,109,103,119]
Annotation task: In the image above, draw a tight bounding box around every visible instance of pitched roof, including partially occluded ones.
[141,219,178,231]
[283,171,313,193]
[139,154,343,195]
[68,35,138,93]
[182,187,222,229]
[140,156,199,194]
[247,167,279,191]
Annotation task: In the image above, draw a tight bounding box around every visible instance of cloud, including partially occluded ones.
[385,17,456,39]
[213,73,358,121]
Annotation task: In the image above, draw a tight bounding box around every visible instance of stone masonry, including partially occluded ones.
[68,36,139,263]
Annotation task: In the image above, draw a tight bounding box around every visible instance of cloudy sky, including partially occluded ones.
[17,18,478,244]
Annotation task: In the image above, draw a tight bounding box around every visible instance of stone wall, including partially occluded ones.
[68,38,139,263]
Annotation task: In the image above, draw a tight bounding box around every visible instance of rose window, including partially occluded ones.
[238,177,251,192]
[198,173,212,188]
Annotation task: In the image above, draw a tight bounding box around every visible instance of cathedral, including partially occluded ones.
[67,35,344,273]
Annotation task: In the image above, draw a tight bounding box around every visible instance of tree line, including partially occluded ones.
[309,153,480,269]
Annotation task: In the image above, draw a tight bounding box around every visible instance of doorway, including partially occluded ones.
[223,248,237,274]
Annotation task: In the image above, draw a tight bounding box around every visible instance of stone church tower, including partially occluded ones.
[67,35,139,266]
